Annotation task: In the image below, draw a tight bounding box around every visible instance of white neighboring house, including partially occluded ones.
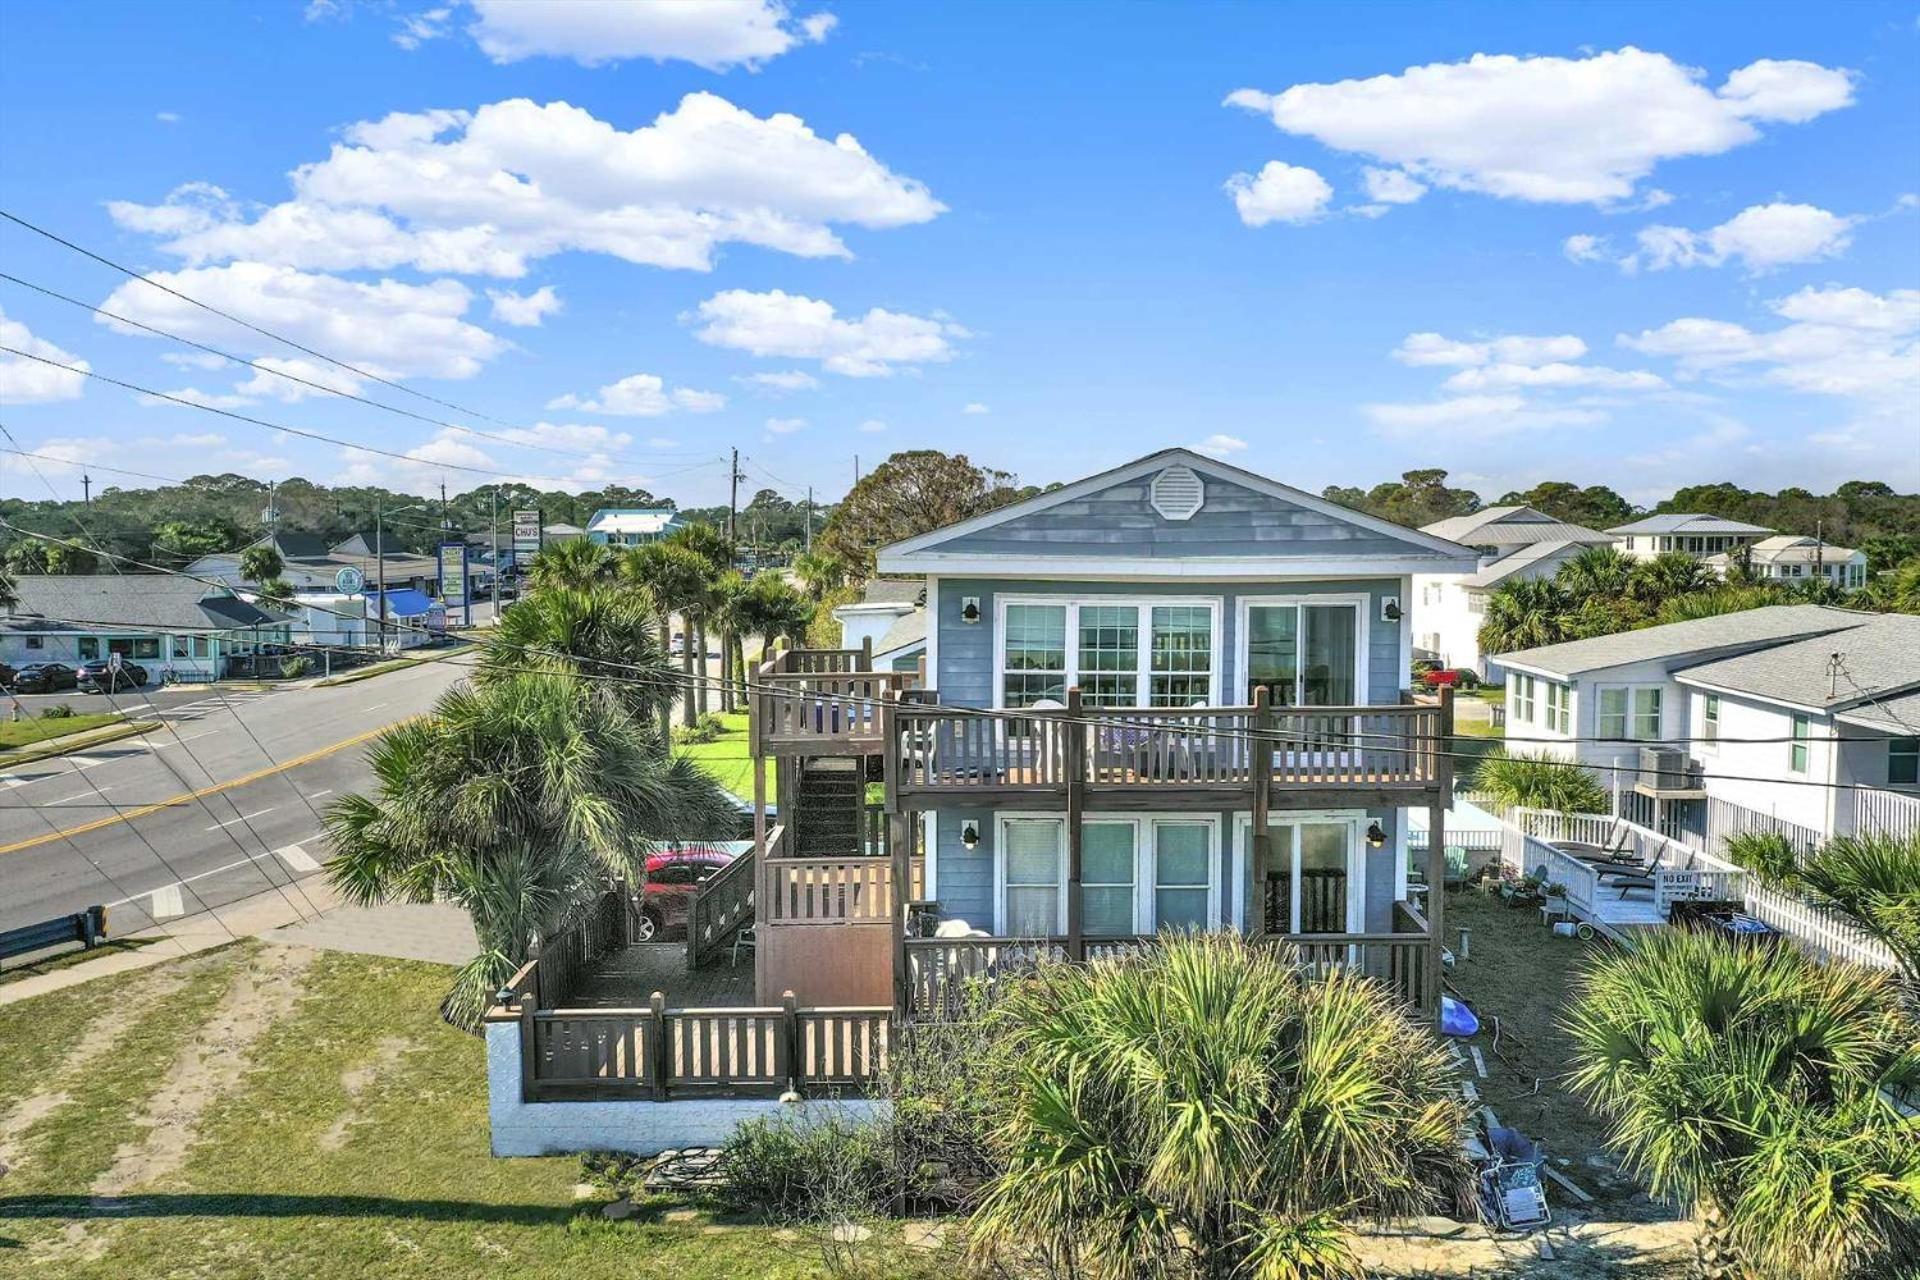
[1703,534,1868,591]
[830,579,923,657]
[1412,506,1613,677]
[1608,513,1773,561]
[1675,612,1920,845]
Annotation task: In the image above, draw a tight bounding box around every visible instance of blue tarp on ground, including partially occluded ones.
[373,588,436,617]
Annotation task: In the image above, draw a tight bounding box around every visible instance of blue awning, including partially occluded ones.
[374,588,437,617]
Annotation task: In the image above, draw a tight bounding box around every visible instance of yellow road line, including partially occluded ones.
[0,720,408,858]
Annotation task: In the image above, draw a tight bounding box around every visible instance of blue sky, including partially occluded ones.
[1,1,1915,512]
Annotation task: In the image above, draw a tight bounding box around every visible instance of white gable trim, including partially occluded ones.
[877,448,1479,564]
[874,551,1474,578]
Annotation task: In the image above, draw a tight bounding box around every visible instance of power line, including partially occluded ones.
[0,268,724,474]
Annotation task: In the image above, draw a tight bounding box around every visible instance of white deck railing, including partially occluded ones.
[1842,788,1920,842]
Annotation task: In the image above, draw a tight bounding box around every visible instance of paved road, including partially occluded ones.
[0,655,472,935]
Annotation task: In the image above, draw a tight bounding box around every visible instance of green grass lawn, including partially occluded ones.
[679,711,775,804]
[0,943,938,1278]
[0,711,122,751]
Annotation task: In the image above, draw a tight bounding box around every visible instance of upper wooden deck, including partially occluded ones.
[750,647,1448,808]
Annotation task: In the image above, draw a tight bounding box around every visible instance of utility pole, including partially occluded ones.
[726,447,742,549]
[489,487,500,620]
[805,485,813,552]
[81,473,91,506]
[1813,518,1824,584]
[854,455,860,488]
[439,481,450,532]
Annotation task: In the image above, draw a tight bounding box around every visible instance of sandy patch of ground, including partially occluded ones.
[90,944,317,1198]
[1357,1212,1696,1277]
[318,1036,415,1152]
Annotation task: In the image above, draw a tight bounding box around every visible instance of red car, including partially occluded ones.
[635,844,744,940]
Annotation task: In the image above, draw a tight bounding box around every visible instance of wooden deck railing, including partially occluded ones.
[887,701,1442,798]
[747,644,919,755]
[687,832,765,968]
[516,991,890,1101]
[503,892,638,1012]
[902,926,1435,1022]
[762,855,926,925]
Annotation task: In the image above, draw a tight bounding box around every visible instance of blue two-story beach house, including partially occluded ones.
[744,448,1479,1021]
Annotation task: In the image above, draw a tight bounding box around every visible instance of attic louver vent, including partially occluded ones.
[1149,465,1205,521]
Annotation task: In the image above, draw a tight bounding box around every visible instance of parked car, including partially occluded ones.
[635,845,743,940]
[77,659,149,692]
[11,662,79,693]
[0,661,15,689]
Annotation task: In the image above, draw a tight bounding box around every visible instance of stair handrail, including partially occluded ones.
[687,829,770,968]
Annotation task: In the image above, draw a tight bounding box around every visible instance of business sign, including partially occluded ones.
[334,565,365,594]
[437,541,470,626]
[511,509,543,568]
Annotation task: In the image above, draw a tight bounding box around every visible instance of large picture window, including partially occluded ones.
[997,598,1219,710]
[1081,823,1137,936]
[1152,821,1213,931]
[1598,686,1662,741]
[1890,737,1918,787]
[1001,818,1063,936]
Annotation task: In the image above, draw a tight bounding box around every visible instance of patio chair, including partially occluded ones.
[730,924,756,968]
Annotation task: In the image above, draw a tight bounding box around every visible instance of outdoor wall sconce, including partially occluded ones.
[1380,597,1402,623]
[960,819,981,850]
[1365,821,1387,849]
[960,596,981,623]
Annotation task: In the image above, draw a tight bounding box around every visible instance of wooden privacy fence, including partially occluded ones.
[511,892,638,1012]
[518,992,891,1102]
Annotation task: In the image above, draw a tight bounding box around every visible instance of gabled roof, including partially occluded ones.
[1496,605,1865,679]
[873,608,927,659]
[877,448,1480,577]
[587,509,681,536]
[1607,513,1774,536]
[3,574,291,633]
[1704,534,1864,566]
[1676,613,1920,714]
[1422,506,1613,548]
[1459,539,1588,589]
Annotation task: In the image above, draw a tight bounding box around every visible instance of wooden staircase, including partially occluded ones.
[794,758,866,858]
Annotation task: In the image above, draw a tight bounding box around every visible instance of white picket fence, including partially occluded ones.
[1741,881,1897,971]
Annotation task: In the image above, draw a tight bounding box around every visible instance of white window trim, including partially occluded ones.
[992,594,1223,710]
[1698,692,1720,753]
[1230,810,1368,935]
[1232,593,1372,708]
[990,811,1223,936]
[1595,683,1665,742]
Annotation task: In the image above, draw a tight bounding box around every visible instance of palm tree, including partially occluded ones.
[524,538,615,594]
[238,543,284,585]
[791,550,846,602]
[1627,549,1711,605]
[1793,830,1920,992]
[1477,577,1571,656]
[666,524,734,716]
[1566,929,1920,1280]
[618,542,715,731]
[1472,750,1609,813]
[968,934,1471,1279]
[1555,544,1634,603]
[707,569,751,714]
[1653,585,1784,626]
[478,584,672,726]
[324,672,738,1028]
[742,571,814,661]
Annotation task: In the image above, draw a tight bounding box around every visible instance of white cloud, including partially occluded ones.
[962,402,990,415]
[741,370,820,393]
[1620,285,1920,402]
[234,355,367,403]
[168,432,228,447]
[1227,49,1854,205]
[487,285,562,327]
[1562,233,1606,264]
[1361,166,1426,204]
[1605,202,1857,273]
[1363,394,1608,436]
[138,386,256,411]
[1192,433,1248,457]
[0,436,99,478]
[467,0,836,71]
[161,351,230,372]
[97,263,504,384]
[689,289,966,377]
[1441,362,1667,393]
[1392,332,1588,367]
[156,111,181,125]
[109,93,942,278]
[0,307,90,403]
[1225,161,1333,226]
[546,373,726,416]
[765,416,807,435]
[857,419,887,433]
[393,6,452,49]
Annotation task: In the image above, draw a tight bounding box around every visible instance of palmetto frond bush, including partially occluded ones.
[1472,750,1609,814]
[324,671,737,1028]
[479,585,673,724]
[1795,830,1920,993]
[1566,929,1920,1280]
[1476,577,1571,657]
[967,934,1470,1280]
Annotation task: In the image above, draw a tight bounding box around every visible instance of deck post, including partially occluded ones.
[518,994,538,1103]
[779,990,800,1095]
[1249,685,1273,937]
[1064,687,1085,962]
[1424,687,1455,1020]
[860,635,873,671]
[648,990,670,1100]
[752,754,768,857]
[890,807,911,1017]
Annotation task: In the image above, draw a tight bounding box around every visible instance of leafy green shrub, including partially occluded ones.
[279,655,313,679]
[1473,750,1609,813]
[1722,831,1800,888]
[38,704,75,720]
[882,990,1017,1208]
[714,1112,890,1220]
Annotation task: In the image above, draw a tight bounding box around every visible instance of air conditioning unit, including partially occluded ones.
[1638,747,1692,791]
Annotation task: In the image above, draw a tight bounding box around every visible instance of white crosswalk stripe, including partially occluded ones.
[150,884,185,919]
[275,843,321,873]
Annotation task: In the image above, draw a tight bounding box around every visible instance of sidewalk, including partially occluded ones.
[0,877,477,1005]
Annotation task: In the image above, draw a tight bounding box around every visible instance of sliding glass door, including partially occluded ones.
[1244,602,1361,706]
[1251,818,1361,936]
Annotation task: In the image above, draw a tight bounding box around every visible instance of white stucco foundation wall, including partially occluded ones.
[485,1022,889,1158]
